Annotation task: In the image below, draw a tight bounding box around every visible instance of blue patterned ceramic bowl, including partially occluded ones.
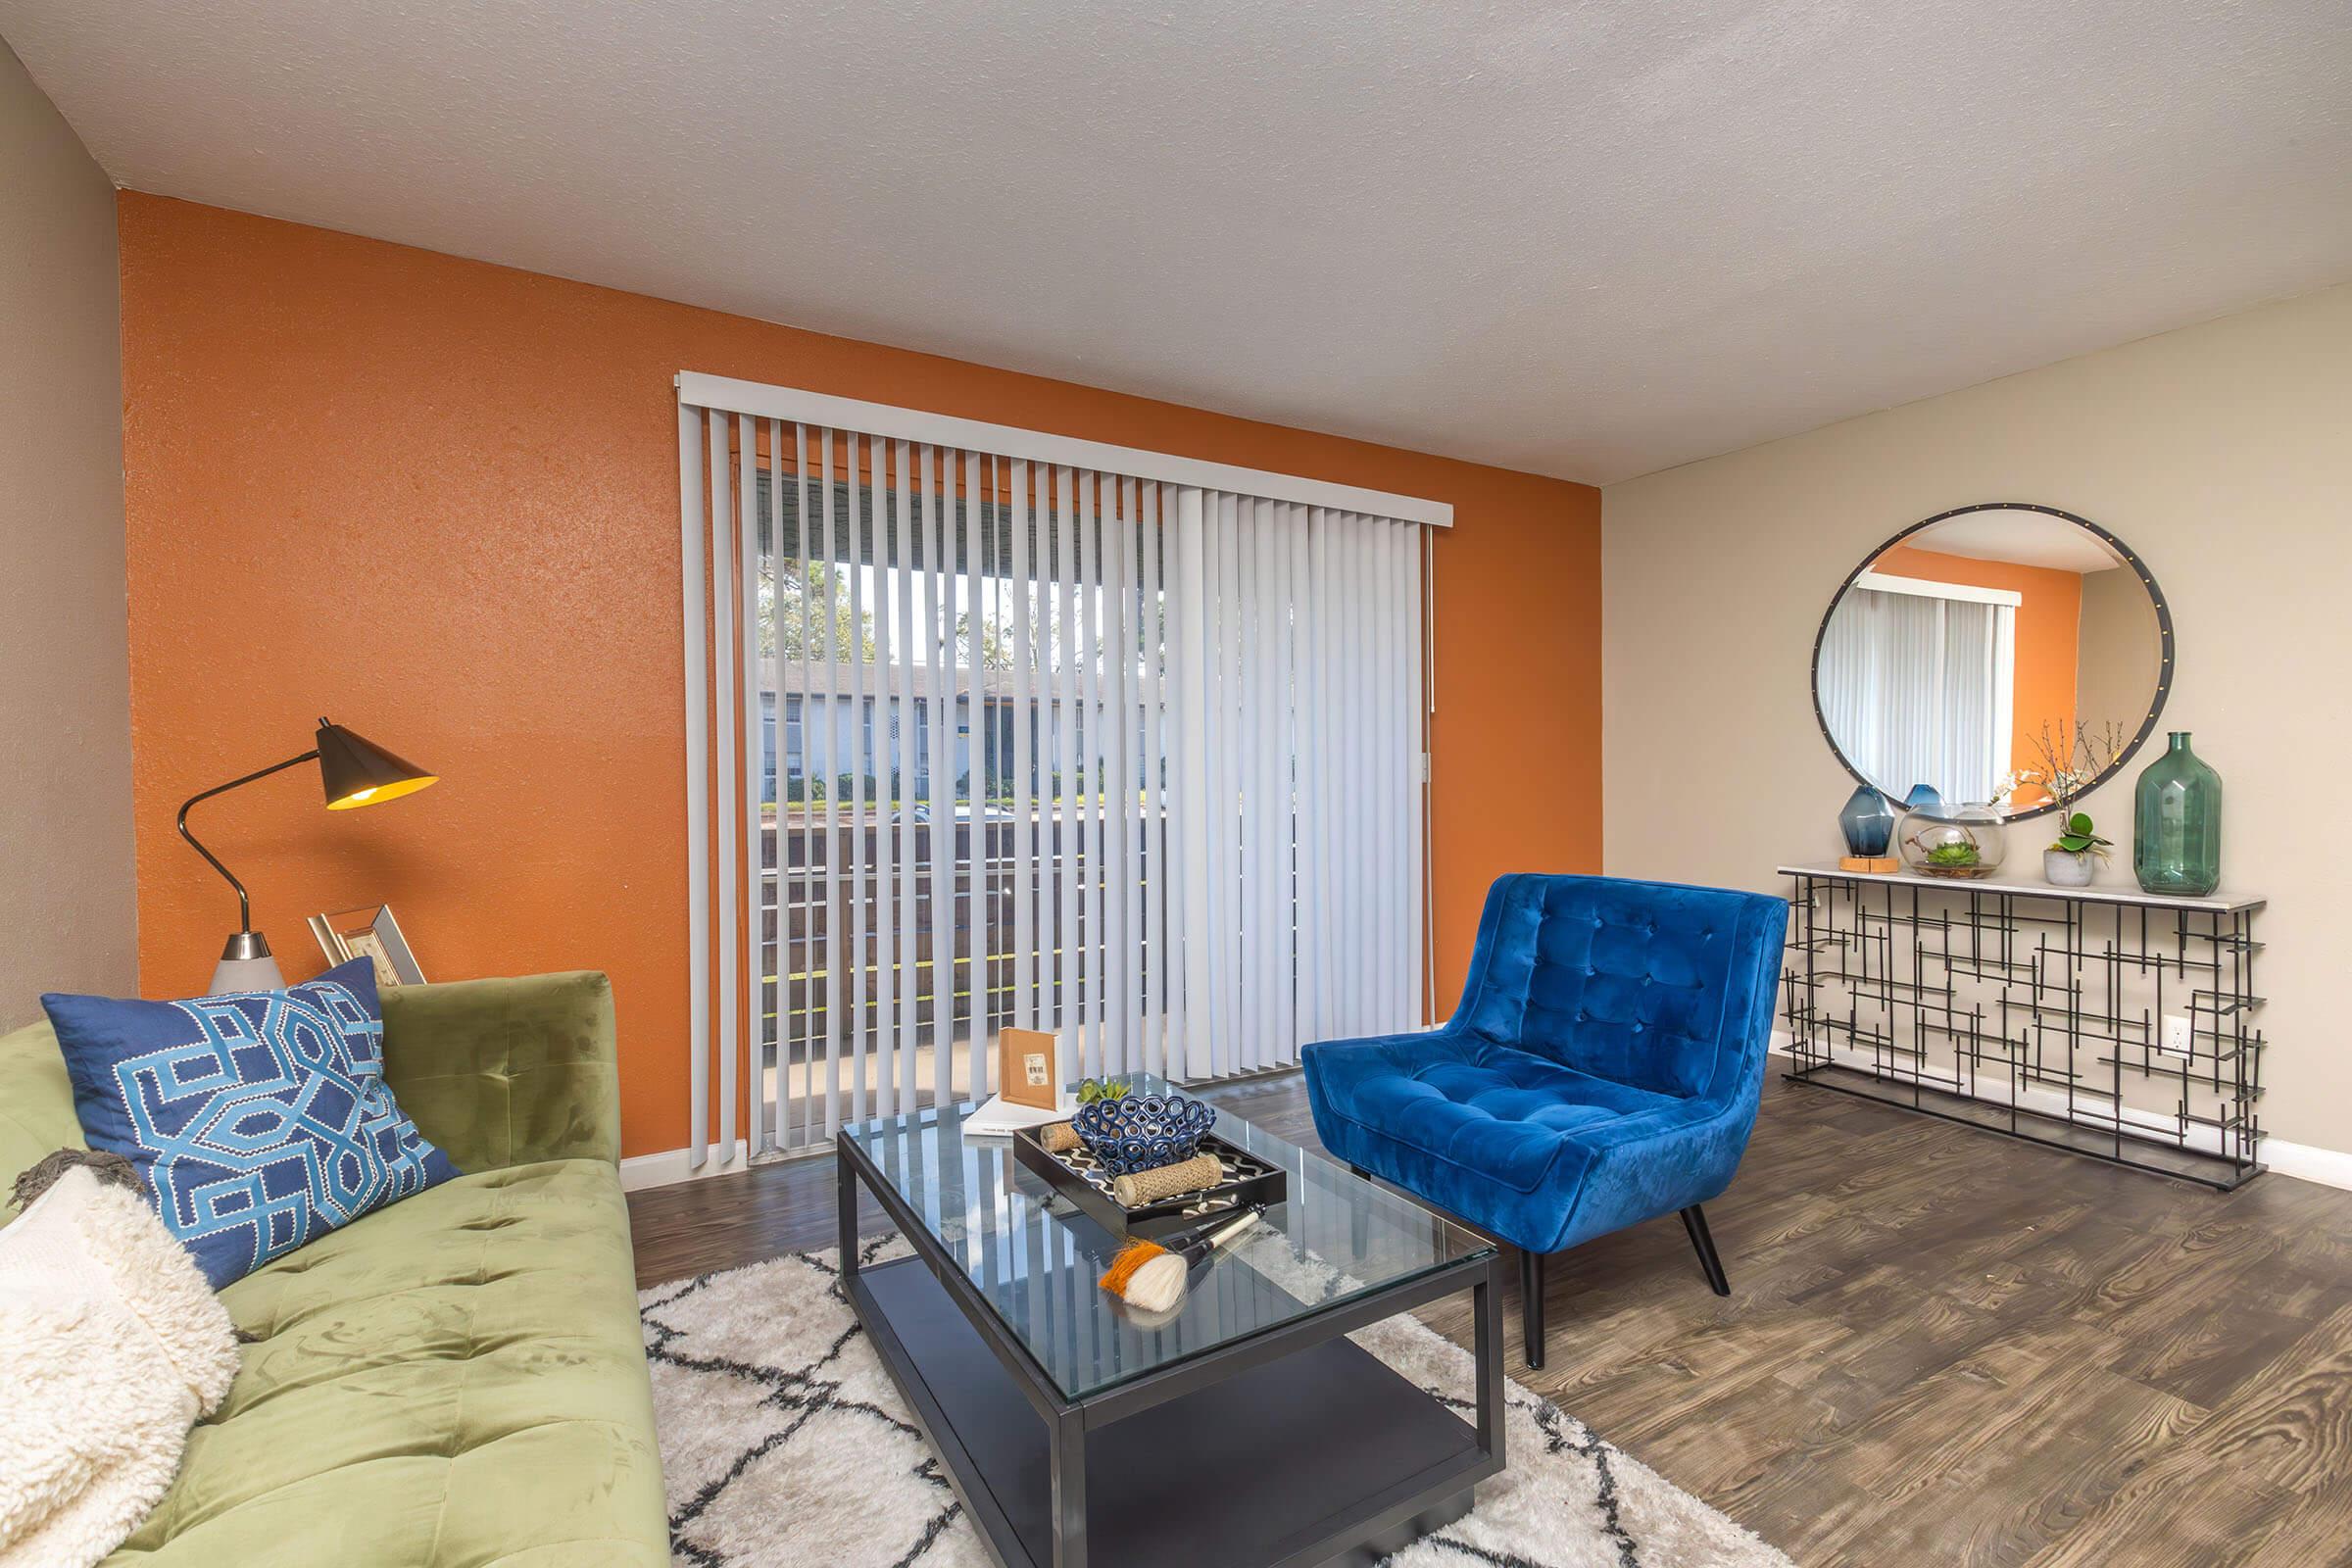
[1070,1093,1219,1177]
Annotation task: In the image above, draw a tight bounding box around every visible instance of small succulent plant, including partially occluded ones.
[1076,1076,1133,1104]
[2051,811,2113,860]
[1924,839,1981,868]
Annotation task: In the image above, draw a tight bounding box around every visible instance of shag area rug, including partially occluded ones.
[640,1236,1794,1568]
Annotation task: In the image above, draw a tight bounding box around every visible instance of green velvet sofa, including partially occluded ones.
[0,971,669,1566]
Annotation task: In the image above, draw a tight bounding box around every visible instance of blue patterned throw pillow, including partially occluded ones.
[42,958,459,1289]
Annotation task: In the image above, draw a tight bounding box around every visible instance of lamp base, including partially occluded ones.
[211,931,285,994]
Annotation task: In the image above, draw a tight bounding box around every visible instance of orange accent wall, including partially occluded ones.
[117,193,1601,1157]
[1872,543,2082,806]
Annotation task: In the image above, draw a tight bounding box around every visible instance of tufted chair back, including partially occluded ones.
[1450,874,1788,1102]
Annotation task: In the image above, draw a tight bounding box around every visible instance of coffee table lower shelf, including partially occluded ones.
[849,1256,1492,1568]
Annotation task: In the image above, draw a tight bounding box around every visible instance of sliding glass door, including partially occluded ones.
[757,447,1170,1147]
[679,377,1438,1164]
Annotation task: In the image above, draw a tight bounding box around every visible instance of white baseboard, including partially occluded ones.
[619,1139,754,1193]
[2258,1137,2352,1191]
[1765,1037,2351,1193]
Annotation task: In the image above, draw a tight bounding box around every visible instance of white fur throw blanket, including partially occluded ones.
[0,1162,241,1568]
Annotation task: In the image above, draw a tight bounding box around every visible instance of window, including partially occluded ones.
[678,375,1446,1161]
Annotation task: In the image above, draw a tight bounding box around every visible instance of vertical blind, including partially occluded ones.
[677,374,1445,1164]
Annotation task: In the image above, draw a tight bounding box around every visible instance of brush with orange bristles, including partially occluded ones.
[1099,1203,1267,1314]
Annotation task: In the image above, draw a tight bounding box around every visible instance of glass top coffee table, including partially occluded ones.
[838,1074,1503,1568]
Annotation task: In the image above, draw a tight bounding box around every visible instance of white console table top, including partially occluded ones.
[1776,860,2264,915]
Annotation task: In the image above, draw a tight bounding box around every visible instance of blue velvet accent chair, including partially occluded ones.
[1303,873,1789,1367]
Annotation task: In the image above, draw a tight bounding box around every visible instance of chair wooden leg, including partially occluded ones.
[1682,1204,1731,1297]
[1520,1249,1546,1369]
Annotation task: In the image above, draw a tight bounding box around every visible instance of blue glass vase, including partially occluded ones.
[1838,784,1895,857]
[2133,732,2222,897]
[1903,783,1945,814]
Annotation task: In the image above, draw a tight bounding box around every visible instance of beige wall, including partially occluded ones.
[0,39,135,1021]
[1603,282,2352,1155]
[2075,561,2165,749]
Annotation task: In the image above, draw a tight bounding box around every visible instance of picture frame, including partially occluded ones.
[308,904,426,987]
[997,1027,1060,1110]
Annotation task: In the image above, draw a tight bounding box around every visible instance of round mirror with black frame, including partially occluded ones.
[1812,503,2174,832]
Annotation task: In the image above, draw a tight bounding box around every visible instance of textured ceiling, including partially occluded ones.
[6,1,2350,483]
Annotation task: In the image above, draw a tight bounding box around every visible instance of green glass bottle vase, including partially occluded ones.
[2132,731,2222,897]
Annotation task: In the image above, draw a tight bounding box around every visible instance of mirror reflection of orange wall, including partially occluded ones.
[1871,543,2082,808]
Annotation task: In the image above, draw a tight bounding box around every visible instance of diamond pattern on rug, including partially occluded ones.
[639,1235,1796,1568]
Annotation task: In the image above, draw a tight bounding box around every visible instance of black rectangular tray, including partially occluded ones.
[1012,1125,1288,1240]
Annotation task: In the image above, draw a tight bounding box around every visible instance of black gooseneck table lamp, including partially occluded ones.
[177,718,439,992]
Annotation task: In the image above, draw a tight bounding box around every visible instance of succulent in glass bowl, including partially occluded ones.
[1897,801,2009,880]
[1069,1092,1218,1176]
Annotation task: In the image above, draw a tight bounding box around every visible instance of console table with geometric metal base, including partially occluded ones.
[1778,862,2266,1190]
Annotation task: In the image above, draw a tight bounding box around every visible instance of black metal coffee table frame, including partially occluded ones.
[839,1132,1506,1568]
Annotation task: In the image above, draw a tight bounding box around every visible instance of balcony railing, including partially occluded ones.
[756,806,1169,1148]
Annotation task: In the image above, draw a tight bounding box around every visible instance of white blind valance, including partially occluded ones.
[677,376,1438,1164]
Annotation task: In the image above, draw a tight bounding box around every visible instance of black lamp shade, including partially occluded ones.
[316,721,438,810]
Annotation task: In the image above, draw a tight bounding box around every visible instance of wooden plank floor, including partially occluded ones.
[629,1072,2352,1566]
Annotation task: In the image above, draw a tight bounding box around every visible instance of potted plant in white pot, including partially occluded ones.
[2017,718,2127,887]
[2044,810,2114,887]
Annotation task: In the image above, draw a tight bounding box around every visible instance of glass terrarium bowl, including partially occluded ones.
[1896,802,2009,880]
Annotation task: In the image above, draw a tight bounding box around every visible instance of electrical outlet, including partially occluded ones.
[2161,1014,2193,1056]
